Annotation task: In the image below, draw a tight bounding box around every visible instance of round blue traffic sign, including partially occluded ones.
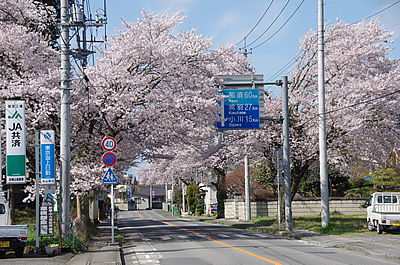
[102,152,117,167]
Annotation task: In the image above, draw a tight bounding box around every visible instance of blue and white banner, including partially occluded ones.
[40,130,55,184]
[5,100,26,184]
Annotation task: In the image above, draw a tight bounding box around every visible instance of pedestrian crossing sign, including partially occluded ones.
[103,168,118,184]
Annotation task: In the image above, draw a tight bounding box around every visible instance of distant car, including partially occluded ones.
[366,192,400,234]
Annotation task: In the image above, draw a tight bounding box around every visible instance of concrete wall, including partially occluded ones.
[225,198,366,221]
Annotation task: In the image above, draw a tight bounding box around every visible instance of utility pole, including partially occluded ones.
[318,0,330,227]
[59,1,107,235]
[182,182,186,213]
[282,76,292,231]
[239,37,253,222]
[59,0,71,236]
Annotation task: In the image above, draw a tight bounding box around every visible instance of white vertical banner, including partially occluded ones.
[5,100,26,184]
[40,130,55,185]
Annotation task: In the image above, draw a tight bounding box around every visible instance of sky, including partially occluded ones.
[87,0,400,88]
[83,0,400,175]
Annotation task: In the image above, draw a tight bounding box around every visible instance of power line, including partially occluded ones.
[247,0,291,47]
[269,0,398,84]
[268,58,295,80]
[353,0,400,24]
[236,0,275,46]
[300,89,400,127]
[252,0,304,49]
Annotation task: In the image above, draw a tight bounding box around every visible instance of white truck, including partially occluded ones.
[0,192,28,258]
[366,192,400,234]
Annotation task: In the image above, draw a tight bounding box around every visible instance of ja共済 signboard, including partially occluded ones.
[5,100,26,184]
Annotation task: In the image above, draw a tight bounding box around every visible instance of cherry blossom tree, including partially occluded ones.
[140,18,400,204]
[235,19,400,199]
[0,0,60,211]
[79,10,252,187]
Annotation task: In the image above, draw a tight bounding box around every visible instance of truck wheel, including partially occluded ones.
[14,246,24,258]
[377,224,383,234]
[367,220,375,231]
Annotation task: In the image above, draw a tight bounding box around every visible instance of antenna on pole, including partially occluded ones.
[239,37,252,57]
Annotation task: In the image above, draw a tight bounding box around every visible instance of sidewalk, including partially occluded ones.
[178,212,400,263]
[67,217,122,265]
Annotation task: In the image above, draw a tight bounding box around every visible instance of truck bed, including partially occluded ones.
[0,225,28,238]
[373,204,400,213]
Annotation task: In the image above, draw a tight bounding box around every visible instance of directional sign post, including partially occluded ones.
[216,88,261,130]
[101,136,118,244]
[216,75,265,130]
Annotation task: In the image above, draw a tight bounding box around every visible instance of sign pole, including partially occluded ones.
[101,136,117,244]
[245,154,251,221]
[111,183,114,244]
[35,131,40,254]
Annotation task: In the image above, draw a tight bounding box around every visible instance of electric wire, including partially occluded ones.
[235,0,275,46]
[268,58,295,81]
[252,0,304,49]
[299,89,400,128]
[247,0,291,47]
[353,0,400,24]
[266,0,400,83]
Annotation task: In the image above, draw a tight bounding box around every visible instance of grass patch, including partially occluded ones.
[249,214,368,236]
[15,208,36,224]
[251,216,277,227]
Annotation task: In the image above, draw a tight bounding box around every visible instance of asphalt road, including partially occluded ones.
[119,210,398,265]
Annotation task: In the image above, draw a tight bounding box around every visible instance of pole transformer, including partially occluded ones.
[318,0,330,227]
[60,0,71,235]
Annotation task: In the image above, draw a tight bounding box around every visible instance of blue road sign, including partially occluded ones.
[103,168,118,184]
[216,89,261,130]
[103,152,117,167]
[40,130,55,185]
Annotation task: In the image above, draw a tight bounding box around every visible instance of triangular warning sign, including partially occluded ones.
[102,168,118,184]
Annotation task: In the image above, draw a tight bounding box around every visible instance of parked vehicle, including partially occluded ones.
[0,192,28,258]
[366,192,400,234]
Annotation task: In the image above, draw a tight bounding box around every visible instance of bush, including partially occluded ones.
[195,198,204,215]
[186,184,199,213]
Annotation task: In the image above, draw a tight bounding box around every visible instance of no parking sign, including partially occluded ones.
[102,152,117,167]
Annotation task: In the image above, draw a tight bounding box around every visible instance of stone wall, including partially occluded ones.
[225,197,367,221]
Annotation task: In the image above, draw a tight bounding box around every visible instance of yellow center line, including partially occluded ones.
[135,211,144,218]
[151,218,282,265]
